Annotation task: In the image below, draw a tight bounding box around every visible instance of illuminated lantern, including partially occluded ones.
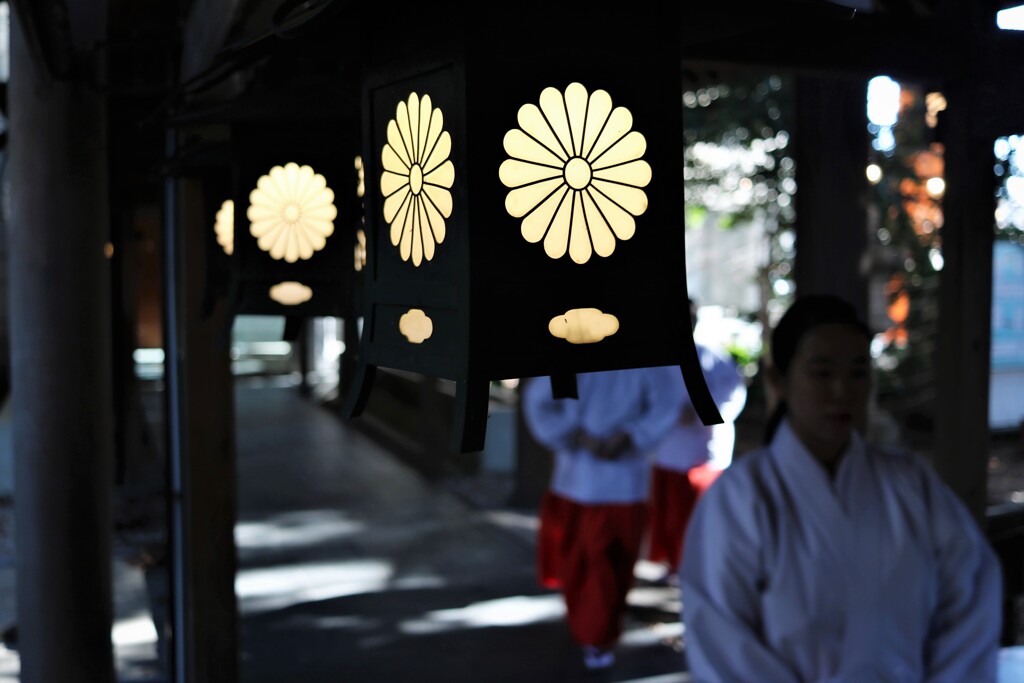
[226,121,362,322]
[344,4,721,452]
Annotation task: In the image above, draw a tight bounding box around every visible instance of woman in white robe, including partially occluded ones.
[679,294,1002,683]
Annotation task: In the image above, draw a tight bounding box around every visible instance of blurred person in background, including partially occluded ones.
[679,293,1001,683]
[646,298,748,582]
[522,366,684,672]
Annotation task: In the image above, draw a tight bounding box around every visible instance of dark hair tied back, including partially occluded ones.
[763,294,872,443]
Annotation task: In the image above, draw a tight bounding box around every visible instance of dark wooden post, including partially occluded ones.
[793,74,870,314]
[163,168,240,683]
[509,382,553,510]
[7,8,116,682]
[932,2,998,524]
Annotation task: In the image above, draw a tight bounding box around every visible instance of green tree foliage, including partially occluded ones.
[866,85,944,423]
[681,69,798,363]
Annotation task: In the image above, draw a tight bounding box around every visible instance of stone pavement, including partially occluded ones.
[0,379,690,682]
[1,378,1023,681]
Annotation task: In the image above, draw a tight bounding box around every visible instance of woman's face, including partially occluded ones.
[773,323,872,465]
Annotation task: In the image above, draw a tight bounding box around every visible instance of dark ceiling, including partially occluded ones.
[7,0,1024,207]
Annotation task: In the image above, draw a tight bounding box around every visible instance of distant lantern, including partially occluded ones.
[215,199,234,255]
[225,120,362,323]
[248,162,337,263]
[344,3,722,452]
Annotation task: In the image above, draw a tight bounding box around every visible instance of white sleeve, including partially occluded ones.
[707,354,747,424]
[679,474,801,683]
[520,376,580,452]
[621,366,686,452]
[923,469,1002,683]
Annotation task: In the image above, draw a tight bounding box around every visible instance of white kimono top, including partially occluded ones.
[650,342,748,473]
[522,367,685,504]
[680,418,1002,683]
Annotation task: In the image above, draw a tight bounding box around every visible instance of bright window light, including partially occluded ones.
[867,76,900,126]
[1006,175,1024,207]
[133,348,165,364]
[0,3,9,83]
[997,5,1024,30]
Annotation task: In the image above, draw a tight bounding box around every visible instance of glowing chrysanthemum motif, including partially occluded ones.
[499,82,651,264]
[247,162,338,263]
[380,92,455,267]
[214,199,234,255]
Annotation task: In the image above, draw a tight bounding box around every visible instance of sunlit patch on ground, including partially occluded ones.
[398,594,566,634]
[236,559,392,614]
[235,510,366,551]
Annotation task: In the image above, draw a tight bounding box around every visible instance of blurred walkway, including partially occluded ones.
[1,378,1023,681]
[0,379,688,682]
[230,381,688,683]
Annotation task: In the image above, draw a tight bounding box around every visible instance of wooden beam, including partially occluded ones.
[971,34,1024,138]
[180,0,247,81]
[7,0,73,79]
[679,4,1009,83]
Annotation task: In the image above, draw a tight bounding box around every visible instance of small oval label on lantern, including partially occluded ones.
[499,82,651,265]
[268,281,313,306]
[399,308,434,344]
[548,308,619,344]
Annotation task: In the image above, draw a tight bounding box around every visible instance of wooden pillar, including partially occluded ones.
[932,5,996,523]
[7,11,116,683]
[792,74,870,314]
[509,383,553,510]
[163,168,239,682]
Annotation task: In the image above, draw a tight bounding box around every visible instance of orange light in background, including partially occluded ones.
[883,284,910,350]
[884,272,904,297]
[912,148,944,179]
[899,89,916,115]
[925,92,947,128]
[898,152,945,241]
[888,289,910,324]
[882,325,909,348]
[899,177,922,199]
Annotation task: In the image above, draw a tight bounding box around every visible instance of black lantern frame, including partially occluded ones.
[345,4,722,452]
